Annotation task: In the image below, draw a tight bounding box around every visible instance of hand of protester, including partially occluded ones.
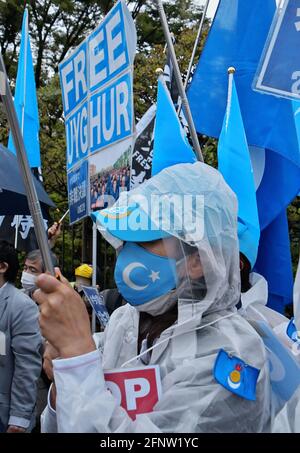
[48,222,61,240]
[48,222,62,249]
[33,273,96,359]
[6,425,26,433]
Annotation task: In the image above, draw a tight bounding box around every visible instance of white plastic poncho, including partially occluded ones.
[239,273,300,427]
[41,162,271,433]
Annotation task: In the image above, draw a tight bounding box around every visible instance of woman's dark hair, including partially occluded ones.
[139,306,178,352]
[0,240,19,283]
[240,252,251,292]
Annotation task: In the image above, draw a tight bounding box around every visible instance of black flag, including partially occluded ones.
[130,105,156,189]
[0,215,48,252]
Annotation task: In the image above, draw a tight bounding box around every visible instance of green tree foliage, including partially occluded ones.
[0,0,23,78]
[288,199,300,275]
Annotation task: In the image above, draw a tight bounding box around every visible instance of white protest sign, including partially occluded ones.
[59,0,137,224]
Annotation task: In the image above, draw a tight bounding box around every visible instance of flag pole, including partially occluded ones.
[14,8,29,251]
[0,53,54,275]
[177,0,210,116]
[92,222,97,334]
[184,0,210,91]
[294,251,300,332]
[225,67,236,132]
[154,0,204,162]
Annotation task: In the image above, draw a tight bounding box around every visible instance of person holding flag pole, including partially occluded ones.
[34,61,270,433]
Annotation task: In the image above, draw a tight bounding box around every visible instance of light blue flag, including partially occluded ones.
[188,0,299,167]
[188,0,299,312]
[252,320,300,413]
[292,100,300,146]
[8,8,41,168]
[218,75,260,268]
[255,209,294,314]
[152,76,196,176]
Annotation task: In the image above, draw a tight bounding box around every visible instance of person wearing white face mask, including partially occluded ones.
[0,240,42,433]
[20,248,58,432]
[34,162,271,433]
[21,249,58,297]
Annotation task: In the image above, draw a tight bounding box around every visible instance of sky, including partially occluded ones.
[195,0,281,20]
[195,0,219,19]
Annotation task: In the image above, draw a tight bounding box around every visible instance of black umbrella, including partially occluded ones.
[0,144,54,216]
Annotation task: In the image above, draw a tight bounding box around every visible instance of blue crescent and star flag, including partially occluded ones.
[251,320,300,412]
[214,349,260,401]
[188,0,300,313]
[151,76,196,177]
[218,73,260,269]
[8,8,41,169]
[188,0,299,168]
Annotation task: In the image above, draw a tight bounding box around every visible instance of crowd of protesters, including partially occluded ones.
[90,167,130,211]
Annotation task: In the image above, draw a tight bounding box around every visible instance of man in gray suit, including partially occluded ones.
[0,240,42,433]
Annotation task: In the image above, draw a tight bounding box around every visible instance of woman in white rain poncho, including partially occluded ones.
[36,162,271,433]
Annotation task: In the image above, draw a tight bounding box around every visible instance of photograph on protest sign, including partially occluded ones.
[89,136,133,212]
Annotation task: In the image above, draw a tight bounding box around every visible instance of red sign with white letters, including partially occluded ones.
[104,365,162,420]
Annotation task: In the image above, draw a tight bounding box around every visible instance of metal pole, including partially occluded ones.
[104,238,107,289]
[154,0,204,162]
[294,250,300,332]
[226,67,235,126]
[92,222,97,333]
[14,216,20,249]
[61,221,65,275]
[71,224,74,273]
[184,0,210,91]
[58,208,69,224]
[177,0,210,116]
[15,8,29,251]
[0,53,54,275]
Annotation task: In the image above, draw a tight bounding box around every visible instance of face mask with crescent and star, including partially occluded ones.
[114,242,178,307]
